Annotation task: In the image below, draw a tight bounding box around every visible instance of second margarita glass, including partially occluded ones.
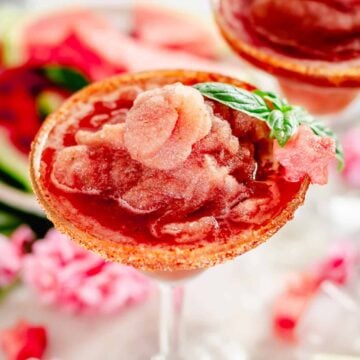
[213,0,360,119]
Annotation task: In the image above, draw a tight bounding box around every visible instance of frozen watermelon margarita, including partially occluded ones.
[214,0,360,114]
[30,70,339,272]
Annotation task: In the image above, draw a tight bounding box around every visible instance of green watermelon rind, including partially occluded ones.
[0,208,21,235]
[0,6,28,66]
[0,182,44,216]
[1,6,53,66]
[0,130,32,192]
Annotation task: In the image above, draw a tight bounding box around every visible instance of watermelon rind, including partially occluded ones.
[0,130,32,192]
[0,182,43,216]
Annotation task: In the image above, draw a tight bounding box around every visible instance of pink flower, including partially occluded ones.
[314,241,360,285]
[274,125,335,185]
[342,127,360,187]
[0,227,34,287]
[22,229,151,315]
[0,320,47,360]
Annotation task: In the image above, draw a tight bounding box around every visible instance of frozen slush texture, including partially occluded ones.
[31,70,309,270]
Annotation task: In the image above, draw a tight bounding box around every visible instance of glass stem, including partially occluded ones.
[157,283,184,359]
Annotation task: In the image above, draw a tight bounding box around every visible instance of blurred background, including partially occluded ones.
[0,0,359,359]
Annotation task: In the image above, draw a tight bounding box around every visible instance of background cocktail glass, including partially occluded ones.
[211,0,360,241]
[211,0,360,129]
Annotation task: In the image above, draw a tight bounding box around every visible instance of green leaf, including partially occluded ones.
[0,132,32,192]
[268,110,285,145]
[43,66,89,92]
[193,82,269,118]
[335,145,345,171]
[253,89,287,110]
[0,210,21,235]
[194,82,344,170]
[283,109,301,136]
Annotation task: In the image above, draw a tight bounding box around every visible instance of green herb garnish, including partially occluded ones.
[0,210,21,236]
[194,82,344,170]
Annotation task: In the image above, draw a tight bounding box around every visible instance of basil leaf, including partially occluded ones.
[43,66,89,91]
[290,106,313,123]
[268,110,286,146]
[0,210,21,235]
[253,89,287,111]
[284,109,300,136]
[193,82,269,118]
[194,82,344,170]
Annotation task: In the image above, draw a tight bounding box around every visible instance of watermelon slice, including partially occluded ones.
[0,65,88,193]
[3,7,247,81]
[81,24,252,79]
[0,6,31,67]
[133,4,219,59]
[0,5,24,66]
[0,205,21,235]
[3,8,129,81]
[0,130,31,191]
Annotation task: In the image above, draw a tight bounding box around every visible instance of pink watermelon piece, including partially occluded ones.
[18,8,243,82]
[274,125,336,185]
[62,14,245,78]
[22,9,128,80]
[133,4,218,59]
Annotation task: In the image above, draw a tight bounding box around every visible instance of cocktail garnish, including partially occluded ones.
[194,82,344,170]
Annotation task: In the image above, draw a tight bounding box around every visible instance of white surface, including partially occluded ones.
[0,179,357,360]
[0,250,291,360]
[0,191,350,360]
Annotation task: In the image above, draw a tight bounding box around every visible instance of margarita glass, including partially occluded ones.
[30,69,335,359]
[213,0,360,118]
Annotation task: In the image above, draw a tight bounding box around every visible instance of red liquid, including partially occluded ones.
[219,0,360,62]
[39,85,303,248]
